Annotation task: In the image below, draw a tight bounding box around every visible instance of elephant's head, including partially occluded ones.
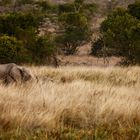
[17,67,33,82]
[0,63,37,85]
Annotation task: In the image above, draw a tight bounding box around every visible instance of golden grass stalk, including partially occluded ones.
[0,66,140,131]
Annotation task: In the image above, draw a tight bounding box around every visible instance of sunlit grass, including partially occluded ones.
[0,66,140,139]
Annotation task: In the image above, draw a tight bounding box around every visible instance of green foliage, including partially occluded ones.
[0,11,57,64]
[58,3,75,14]
[0,123,140,140]
[83,3,97,16]
[58,12,90,55]
[128,2,140,20]
[0,35,27,63]
[58,0,96,55]
[0,0,34,5]
[75,0,97,15]
[0,0,97,63]
[58,0,84,14]
[75,0,84,4]
[0,0,11,5]
[0,12,41,37]
[91,38,104,56]
[58,0,96,15]
[59,12,88,27]
[101,7,140,65]
[31,35,56,64]
[18,0,34,5]
[35,0,58,12]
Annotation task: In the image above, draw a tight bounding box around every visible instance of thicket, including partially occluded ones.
[0,0,34,5]
[0,0,97,64]
[91,2,140,65]
[0,11,56,64]
[0,35,27,63]
[35,1,58,13]
[57,0,96,55]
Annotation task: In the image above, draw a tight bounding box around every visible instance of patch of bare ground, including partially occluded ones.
[58,55,121,67]
[58,43,121,67]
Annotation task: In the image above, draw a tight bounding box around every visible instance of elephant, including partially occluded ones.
[0,63,35,85]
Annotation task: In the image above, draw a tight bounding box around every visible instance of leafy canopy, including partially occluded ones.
[57,0,96,55]
[101,6,140,64]
[0,35,27,63]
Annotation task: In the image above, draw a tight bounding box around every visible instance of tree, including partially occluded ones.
[57,0,96,55]
[128,1,140,20]
[35,0,58,13]
[58,12,90,55]
[18,0,34,5]
[0,0,11,5]
[101,7,140,65]
[0,12,41,37]
[91,37,104,56]
[0,35,28,63]
[0,11,59,64]
[31,35,56,64]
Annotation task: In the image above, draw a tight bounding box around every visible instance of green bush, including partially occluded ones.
[0,12,40,37]
[58,12,90,55]
[58,3,75,14]
[0,0,11,5]
[91,38,104,56]
[58,0,85,14]
[57,0,96,55]
[0,11,58,64]
[31,35,56,64]
[128,2,140,20]
[58,0,96,16]
[18,0,34,5]
[35,0,58,12]
[91,37,117,57]
[0,1,62,65]
[0,0,34,5]
[101,7,140,65]
[0,35,28,63]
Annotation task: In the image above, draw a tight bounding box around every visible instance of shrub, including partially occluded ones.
[58,3,75,14]
[0,35,28,63]
[58,0,97,16]
[0,5,60,64]
[91,37,117,57]
[0,0,34,5]
[0,11,58,64]
[18,0,34,5]
[35,0,58,12]
[57,0,97,55]
[0,12,40,37]
[31,35,56,64]
[0,0,11,5]
[101,8,140,65]
[58,12,90,55]
[91,37,104,56]
[128,2,140,20]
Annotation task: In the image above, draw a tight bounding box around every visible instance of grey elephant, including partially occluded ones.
[0,63,35,85]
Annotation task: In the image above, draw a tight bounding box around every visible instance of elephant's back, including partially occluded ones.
[0,63,16,78]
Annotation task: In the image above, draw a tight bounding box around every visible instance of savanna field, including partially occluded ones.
[0,66,140,140]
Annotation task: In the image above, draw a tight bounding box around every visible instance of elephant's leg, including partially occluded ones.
[4,75,15,85]
[9,66,22,83]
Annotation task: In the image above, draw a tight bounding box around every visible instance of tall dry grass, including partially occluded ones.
[0,66,140,139]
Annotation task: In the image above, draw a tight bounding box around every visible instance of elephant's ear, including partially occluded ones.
[17,67,24,80]
[18,67,32,82]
